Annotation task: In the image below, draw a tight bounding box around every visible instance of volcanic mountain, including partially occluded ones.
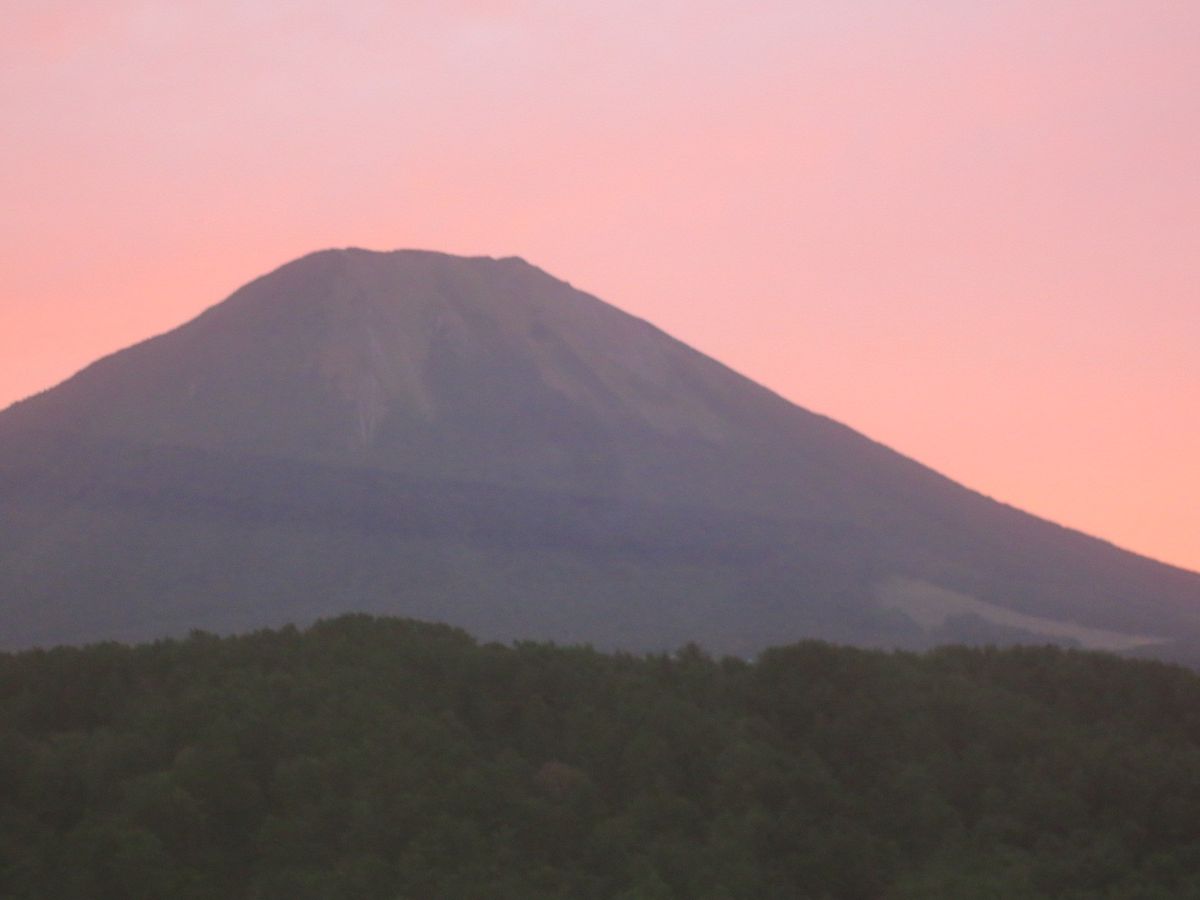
[2,248,1198,657]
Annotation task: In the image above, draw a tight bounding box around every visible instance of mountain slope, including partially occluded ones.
[1,248,1197,656]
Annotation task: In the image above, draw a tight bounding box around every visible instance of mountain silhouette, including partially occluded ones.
[2,248,1197,657]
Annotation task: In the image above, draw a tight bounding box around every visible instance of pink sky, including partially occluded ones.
[3,1,1198,571]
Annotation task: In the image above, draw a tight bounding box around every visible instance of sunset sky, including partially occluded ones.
[3,1,1197,571]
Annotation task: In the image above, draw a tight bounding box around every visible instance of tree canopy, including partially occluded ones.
[3,615,1200,898]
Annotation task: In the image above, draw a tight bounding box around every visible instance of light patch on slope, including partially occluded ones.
[877,576,1166,651]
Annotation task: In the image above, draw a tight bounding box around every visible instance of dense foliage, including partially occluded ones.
[3,617,1200,898]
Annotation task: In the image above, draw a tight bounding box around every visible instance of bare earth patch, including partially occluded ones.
[876,576,1167,651]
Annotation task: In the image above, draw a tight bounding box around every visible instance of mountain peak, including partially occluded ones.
[4,248,787,468]
[280,246,540,279]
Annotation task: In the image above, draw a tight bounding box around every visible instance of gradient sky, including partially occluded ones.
[3,1,1198,571]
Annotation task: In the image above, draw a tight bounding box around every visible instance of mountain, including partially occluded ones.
[1,248,1198,657]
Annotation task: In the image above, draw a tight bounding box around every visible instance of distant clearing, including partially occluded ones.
[877,576,1167,651]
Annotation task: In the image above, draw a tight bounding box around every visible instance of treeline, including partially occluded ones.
[3,616,1200,899]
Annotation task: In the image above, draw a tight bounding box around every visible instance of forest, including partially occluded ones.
[3,615,1200,899]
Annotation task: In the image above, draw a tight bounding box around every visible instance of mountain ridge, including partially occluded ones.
[1,248,1197,656]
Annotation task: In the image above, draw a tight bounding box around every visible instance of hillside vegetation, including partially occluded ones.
[3,616,1200,898]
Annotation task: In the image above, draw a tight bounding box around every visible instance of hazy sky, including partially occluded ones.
[3,1,1197,570]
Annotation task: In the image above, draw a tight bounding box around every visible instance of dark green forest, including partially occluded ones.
[3,617,1200,898]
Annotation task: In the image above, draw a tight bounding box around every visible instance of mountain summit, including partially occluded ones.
[2,249,1198,657]
[4,249,891,508]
